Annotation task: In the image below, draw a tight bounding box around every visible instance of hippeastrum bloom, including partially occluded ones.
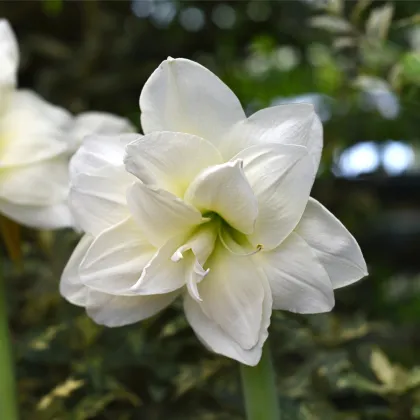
[0,20,134,229]
[61,58,368,366]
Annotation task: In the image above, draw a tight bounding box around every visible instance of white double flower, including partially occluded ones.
[0,20,133,229]
[61,58,367,366]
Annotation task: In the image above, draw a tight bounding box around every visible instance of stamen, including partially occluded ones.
[218,228,263,257]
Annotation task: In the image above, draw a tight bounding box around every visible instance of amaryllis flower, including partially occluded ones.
[0,20,134,229]
[61,58,367,366]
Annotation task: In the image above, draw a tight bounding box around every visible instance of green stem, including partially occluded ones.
[240,342,280,420]
[0,269,19,420]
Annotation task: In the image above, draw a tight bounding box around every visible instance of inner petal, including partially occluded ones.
[124,131,223,198]
[218,221,262,256]
[184,160,258,235]
[171,219,219,302]
[171,219,219,265]
[184,250,210,303]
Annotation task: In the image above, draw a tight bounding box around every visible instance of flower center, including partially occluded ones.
[169,213,263,303]
[171,213,262,270]
[217,219,263,256]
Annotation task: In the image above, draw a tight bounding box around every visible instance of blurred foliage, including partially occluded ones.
[2,0,420,418]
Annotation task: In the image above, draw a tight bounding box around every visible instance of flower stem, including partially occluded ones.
[0,268,19,420]
[240,342,280,420]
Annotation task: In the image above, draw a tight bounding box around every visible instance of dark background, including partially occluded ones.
[2,0,420,418]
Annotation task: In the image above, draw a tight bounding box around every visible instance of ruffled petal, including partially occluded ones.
[222,103,323,168]
[0,90,71,167]
[86,289,180,327]
[184,160,258,235]
[235,143,314,250]
[60,234,93,306]
[197,243,267,350]
[130,235,189,295]
[69,133,138,235]
[133,222,218,295]
[70,165,132,235]
[124,131,222,197]
[140,58,245,147]
[295,198,368,289]
[184,268,272,366]
[79,217,155,294]
[126,182,203,247]
[0,19,19,88]
[259,232,334,313]
[69,133,141,178]
[0,157,69,206]
[171,221,218,265]
[0,199,73,229]
[67,111,135,153]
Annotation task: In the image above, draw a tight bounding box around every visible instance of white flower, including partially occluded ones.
[0,20,134,229]
[61,58,368,366]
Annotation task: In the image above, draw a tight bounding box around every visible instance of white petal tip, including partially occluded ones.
[231,159,244,169]
[187,280,203,303]
[171,250,184,262]
[194,265,210,279]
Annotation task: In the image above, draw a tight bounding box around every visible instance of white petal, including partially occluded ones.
[79,217,155,294]
[126,182,203,248]
[86,289,179,327]
[222,103,323,168]
[67,112,135,153]
[0,90,71,167]
[68,133,139,235]
[197,244,266,350]
[0,20,19,88]
[70,164,132,236]
[69,133,141,178]
[236,143,314,250]
[184,160,258,234]
[185,253,209,303]
[184,272,272,366]
[295,198,368,288]
[124,131,222,197]
[0,157,69,206]
[60,234,93,306]
[0,199,72,229]
[133,222,218,296]
[130,235,189,295]
[140,58,245,146]
[171,221,218,265]
[259,232,334,313]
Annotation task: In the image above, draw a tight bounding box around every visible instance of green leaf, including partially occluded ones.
[408,367,420,389]
[351,0,373,24]
[37,377,84,411]
[324,0,344,16]
[401,52,420,85]
[392,366,410,394]
[174,360,225,398]
[338,373,385,395]
[310,16,354,33]
[370,347,395,387]
[365,4,394,40]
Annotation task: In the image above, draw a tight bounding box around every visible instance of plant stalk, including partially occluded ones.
[0,268,19,420]
[240,341,280,420]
